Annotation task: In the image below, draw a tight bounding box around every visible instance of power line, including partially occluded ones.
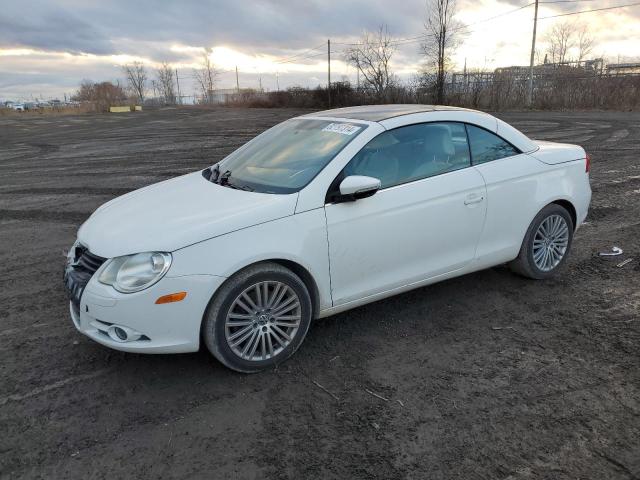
[539,1,640,18]
[454,2,536,31]
[321,0,631,53]
[227,0,598,71]
[276,49,343,65]
[356,0,638,49]
[333,2,536,49]
[275,43,326,64]
[218,0,604,69]
[277,50,326,64]
[193,0,577,72]
[177,0,639,92]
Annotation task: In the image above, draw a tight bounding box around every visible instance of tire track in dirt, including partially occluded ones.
[0,368,112,406]
[1,108,639,480]
[0,209,89,224]
[0,187,133,196]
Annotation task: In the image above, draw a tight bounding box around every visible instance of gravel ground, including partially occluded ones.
[0,107,638,480]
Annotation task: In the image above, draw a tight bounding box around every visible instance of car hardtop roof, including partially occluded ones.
[303,104,539,154]
[305,104,476,122]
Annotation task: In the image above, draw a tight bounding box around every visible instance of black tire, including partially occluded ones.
[202,262,312,373]
[509,203,574,280]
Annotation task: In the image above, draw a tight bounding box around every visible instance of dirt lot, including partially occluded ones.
[0,107,638,479]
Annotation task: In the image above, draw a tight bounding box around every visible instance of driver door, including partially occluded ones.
[324,122,487,306]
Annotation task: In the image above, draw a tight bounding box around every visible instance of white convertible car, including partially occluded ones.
[64,105,591,372]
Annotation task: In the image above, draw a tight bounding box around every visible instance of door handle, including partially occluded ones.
[464,195,484,205]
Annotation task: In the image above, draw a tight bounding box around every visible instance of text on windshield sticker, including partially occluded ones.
[322,123,362,135]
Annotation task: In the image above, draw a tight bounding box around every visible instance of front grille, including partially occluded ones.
[76,249,105,273]
[63,245,107,308]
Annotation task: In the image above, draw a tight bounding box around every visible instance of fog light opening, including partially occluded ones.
[113,327,128,341]
[106,325,142,343]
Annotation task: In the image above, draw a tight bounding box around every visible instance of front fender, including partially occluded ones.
[169,209,332,310]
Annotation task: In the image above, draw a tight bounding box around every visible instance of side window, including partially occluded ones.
[466,124,520,164]
[343,122,471,189]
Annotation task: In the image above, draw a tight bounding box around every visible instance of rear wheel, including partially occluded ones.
[203,262,312,373]
[509,204,574,279]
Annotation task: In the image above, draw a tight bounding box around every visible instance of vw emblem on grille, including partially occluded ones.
[68,246,84,267]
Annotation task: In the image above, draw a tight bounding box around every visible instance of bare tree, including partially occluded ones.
[156,62,176,104]
[122,61,147,104]
[73,80,127,112]
[546,21,575,64]
[75,79,96,102]
[345,25,396,99]
[576,25,594,63]
[193,50,219,104]
[422,0,463,104]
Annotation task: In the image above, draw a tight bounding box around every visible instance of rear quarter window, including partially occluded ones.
[466,124,520,164]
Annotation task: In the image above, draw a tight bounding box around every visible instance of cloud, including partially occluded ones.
[0,4,112,54]
[0,0,638,99]
[0,0,427,58]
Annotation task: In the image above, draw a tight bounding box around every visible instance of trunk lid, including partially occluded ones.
[529,140,586,165]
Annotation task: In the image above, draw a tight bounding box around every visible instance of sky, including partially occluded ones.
[0,0,639,101]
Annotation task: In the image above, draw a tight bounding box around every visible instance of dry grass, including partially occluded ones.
[0,105,96,117]
[223,74,640,111]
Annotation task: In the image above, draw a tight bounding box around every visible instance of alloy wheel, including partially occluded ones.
[224,281,301,361]
[532,214,569,272]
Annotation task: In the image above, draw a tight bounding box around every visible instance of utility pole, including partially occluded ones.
[527,0,539,108]
[463,57,467,86]
[276,72,280,91]
[235,66,240,93]
[327,39,331,107]
[175,69,181,104]
[356,52,360,91]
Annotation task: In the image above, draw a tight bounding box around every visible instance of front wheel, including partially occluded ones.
[202,262,312,373]
[509,204,574,279]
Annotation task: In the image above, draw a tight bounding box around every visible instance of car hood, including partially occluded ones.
[78,172,298,258]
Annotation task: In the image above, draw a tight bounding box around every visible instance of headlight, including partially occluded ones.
[98,252,172,293]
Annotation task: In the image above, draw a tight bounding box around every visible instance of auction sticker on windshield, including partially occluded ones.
[322,123,362,135]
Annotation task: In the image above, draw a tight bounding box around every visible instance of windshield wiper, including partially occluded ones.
[205,164,220,183]
[207,166,253,191]
[225,181,254,192]
[206,165,230,185]
[218,170,232,186]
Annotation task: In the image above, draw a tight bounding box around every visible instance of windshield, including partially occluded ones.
[213,118,367,194]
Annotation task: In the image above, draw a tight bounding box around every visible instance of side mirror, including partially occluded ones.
[335,175,381,203]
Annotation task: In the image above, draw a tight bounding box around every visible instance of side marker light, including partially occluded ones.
[155,292,187,304]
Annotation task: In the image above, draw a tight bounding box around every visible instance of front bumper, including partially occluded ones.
[70,274,226,354]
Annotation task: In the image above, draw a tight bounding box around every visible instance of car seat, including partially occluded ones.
[411,125,455,179]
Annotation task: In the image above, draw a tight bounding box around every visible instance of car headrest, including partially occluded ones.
[359,150,399,187]
[367,132,399,150]
[424,125,455,158]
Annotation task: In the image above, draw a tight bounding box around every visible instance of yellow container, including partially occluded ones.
[109,106,131,113]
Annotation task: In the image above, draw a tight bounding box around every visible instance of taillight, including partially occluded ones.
[585,153,591,173]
